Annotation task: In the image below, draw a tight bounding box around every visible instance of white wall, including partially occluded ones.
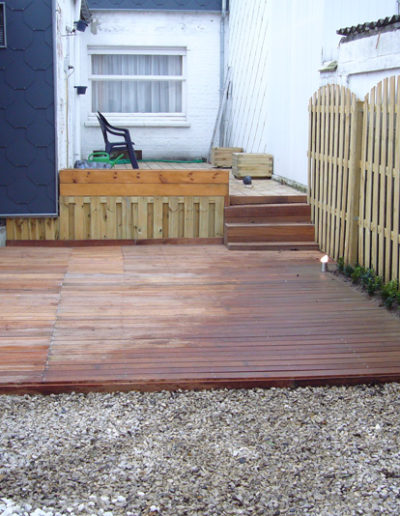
[225,0,398,186]
[55,0,78,169]
[77,10,221,161]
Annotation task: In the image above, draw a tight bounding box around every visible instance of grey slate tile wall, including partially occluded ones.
[87,0,223,11]
[0,0,57,217]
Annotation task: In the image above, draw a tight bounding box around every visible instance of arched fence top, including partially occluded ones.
[309,84,359,109]
[308,76,400,282]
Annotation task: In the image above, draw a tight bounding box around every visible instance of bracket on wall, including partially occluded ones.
[0,2,7,49]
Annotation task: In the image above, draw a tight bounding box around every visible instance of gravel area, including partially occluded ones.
[1,384,400,516]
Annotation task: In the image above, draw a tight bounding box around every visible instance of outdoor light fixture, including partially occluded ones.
[320,255,329,272]
[74,86,87,95]
[74,19,88,32]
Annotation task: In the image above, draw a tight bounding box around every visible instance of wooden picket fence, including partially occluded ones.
[308,77,400,282]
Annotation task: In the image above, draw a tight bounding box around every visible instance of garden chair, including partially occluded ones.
[97,112,139,169]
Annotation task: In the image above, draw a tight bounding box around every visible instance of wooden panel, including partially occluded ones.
[232,153,273,178]
[308,78,400,282]
[60,183,229,198]
[358,76,400,281]
[211,147,243,167]
[308,85,359,261]
[60,169,230,185]
[7,196,226,241]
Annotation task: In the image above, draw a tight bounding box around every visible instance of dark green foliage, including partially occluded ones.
[381,280,400,309]
[350,265,365,284]
[337,258,391,303]
[365,275,382,296]
[344,264,354,277]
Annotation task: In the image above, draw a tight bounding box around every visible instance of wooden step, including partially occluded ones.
[224,203,311,223]
[224,223,315,243]
[226,241,320,251]
[230,195,307,205]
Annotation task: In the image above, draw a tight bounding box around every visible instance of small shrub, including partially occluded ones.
[337,257,345,273]
[344,264,354,278]
[381,280,399,309]
[351,265,365,284]
[366,274,382,297]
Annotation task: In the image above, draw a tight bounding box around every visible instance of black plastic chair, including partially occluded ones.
[97,112,139,169]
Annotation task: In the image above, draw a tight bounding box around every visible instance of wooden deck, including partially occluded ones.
[1,245,400,394]
[119,160,302,197]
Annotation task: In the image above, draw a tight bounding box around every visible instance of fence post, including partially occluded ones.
[344,100,364,266]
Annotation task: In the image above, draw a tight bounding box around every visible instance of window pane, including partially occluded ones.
[92,80,183,113]
[92,55,182,76]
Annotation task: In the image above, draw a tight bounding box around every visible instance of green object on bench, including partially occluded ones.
[88,151,124,168]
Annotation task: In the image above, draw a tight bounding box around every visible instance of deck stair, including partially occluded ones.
[224,195,319,250]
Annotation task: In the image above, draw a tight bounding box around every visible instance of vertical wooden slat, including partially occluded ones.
[392,77,400,280]
[147,198,154,239]
[73,197,85,240]
[358,95,369,270]
[371,82,382,272]
[184,197,194,238]
[153,197,164,239]
[137,197,148,240]
[339,88,351,258]
[344,99,363,265]
[199,198,209,238]
[168,197,179,238]
[364,86,375,269]
[178,199,185,238]
[214,196,225,237]
[385,77,395,280]
[379,79,388,279]
[132,198,139,240]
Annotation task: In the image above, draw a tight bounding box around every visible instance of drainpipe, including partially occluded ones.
[73,0,82,164]
[219,0,227,146]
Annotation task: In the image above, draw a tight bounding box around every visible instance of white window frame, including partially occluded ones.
[86,46,189,128]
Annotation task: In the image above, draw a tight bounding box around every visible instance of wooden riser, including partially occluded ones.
[225,203,311,223]
[230,195,307,205]
[226,242,320,251]
[224,223,316,243]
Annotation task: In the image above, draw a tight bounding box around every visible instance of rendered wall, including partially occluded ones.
[224,0,398,186]
[322,30,400,98]
[77,10,221,161]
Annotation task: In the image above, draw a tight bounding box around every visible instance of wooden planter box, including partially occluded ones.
[232,153,273,178]
[211,147,243,168]
[6,169,229,243]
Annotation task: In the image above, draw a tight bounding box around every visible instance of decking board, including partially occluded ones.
[0,245,400,393]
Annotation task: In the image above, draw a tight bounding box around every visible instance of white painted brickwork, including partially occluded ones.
[225,0,398,186]
[78,11,221,161]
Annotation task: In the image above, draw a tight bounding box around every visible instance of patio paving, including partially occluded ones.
[1,245,400,394]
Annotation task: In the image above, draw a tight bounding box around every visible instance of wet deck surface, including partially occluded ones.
[1,245,400,394]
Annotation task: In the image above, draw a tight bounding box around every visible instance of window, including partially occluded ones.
[0,3,6,49]
[88,47,186,123]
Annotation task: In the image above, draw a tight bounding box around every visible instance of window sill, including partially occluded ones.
[85,118,191,128]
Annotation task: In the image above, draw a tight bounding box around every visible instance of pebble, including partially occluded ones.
[1,385,400,515]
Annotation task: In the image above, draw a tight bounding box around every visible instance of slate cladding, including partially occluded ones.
[0,1,57,216]
[87,0,223,11]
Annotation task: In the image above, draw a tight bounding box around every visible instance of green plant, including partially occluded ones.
[381,280,399,309]
[351,265,365,284]
[365,274,382,296]
[337,257,345,273]
[344,264,354,278]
